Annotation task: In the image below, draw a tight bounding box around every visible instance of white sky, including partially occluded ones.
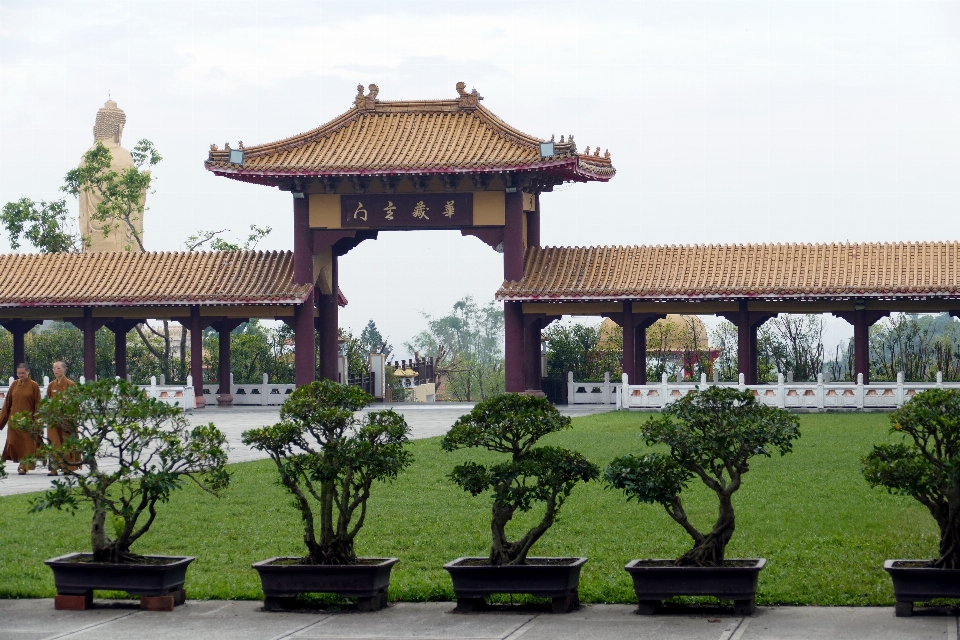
[1,1,958,356]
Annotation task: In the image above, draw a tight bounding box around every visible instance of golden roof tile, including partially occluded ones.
[0,251,311,307]
[205,83,614,183]
[497,243,960,301]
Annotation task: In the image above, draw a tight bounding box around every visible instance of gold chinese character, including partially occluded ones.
[384,201,396,220]
[412,200,429,220]
[353,201,368,222]
[443,200,455,218]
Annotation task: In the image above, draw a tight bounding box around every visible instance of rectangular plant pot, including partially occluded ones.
[884,559,960,617]
[252,557,398,611]
[624,558,765,615]
[45,553,194,598]
[444,557,586,613]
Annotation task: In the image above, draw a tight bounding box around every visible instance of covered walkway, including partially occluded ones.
[498,242,960,388]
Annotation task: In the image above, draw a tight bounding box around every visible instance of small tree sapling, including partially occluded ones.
[606,386,800,566]
[21,379,229,563]
[863,389,960,569]
[440,394,599,566]
[242,380,411,565]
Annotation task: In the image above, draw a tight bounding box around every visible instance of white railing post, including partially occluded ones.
[700,372,707,388]
[816,373,824,410]
[262,372,269,406]
[661,373,669,408]
[43,375,50,388]
[160,374,165,386]
[8,376,13,386]
[620,372,628,410]
[231,372,236,396]
[186,374,193,392]
[79,375,86,385]
[567,372,574,405]
[777,372,785,409]
[603,372,611,405]
[937,371,944,390]
[897,371,905,407]
[856,373,864,410]
[150,375,157,398]
[738,373,745,392]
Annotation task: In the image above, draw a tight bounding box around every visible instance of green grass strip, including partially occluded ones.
[0,412,932,605]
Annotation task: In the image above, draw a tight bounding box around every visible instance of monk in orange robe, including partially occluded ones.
[0,363,42,474]
[46,360,78,475]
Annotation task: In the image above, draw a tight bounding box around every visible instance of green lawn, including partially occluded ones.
[0,412,935,605]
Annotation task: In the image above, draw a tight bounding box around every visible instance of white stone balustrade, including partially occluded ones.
[566,371,621,405]
[608,370,957,411]
[200,373,294,406]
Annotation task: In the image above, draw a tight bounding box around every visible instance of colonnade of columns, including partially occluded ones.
[1,310,250,409]
[504,301,911,389]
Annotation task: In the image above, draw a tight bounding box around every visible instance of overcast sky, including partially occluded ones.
[1,1,958,356]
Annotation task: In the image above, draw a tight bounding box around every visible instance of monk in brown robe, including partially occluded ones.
[0,363,42,474]
[46,360,78,475]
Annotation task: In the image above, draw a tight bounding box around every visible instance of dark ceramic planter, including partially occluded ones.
[45,553,194,610]
[252,557,398,611]
[443,557,587,613]
[624,558,765,615]
[884,559,960,617]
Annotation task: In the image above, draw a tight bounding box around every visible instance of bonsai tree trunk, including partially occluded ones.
[489,495,557,566]
[932,496,960,569]
[677,492,736,567]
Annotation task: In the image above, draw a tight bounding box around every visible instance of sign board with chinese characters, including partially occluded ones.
[340,194,473,229]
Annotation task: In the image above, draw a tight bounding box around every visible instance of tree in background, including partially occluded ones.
[359,319,393,361]
[867,313,960,382]
[712,315,825,383]
[205,320,295,385]
[0,198,81,254]
[184,224,272,252]
[543,321,621,381]
[62,140,161,252]
[406,297,504,401]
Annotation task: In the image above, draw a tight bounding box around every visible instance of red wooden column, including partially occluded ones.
[523,316,550,391]
[211,319,245,405]
[634,314,664,385]
[723,302,774,385]
[293,196,317,386]
[621,303,635,383]
[190,306,205,408]
[503,191,525,393]
[318,257,339,382]
[834,307,888,384]
[83,307,96,381]
[0,320,40,378]
[106,320,138,380]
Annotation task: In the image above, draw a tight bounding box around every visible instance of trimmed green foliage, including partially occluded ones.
[863,389,960,568]
[18,379,228,563]
[242,380,411,565]
[607,387,800,566]
[0,412,938,604]
[441,394,599,565]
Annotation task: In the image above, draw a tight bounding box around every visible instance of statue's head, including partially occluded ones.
[93,99,126,145]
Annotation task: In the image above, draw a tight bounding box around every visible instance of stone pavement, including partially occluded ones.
[0,600,956,640]
[0,403,615,497]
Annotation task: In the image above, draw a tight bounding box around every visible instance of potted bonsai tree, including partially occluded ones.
[20,379,229,611]
[605,385,800,615]
[242,380,411,612]
[863,388,960,617]
[440,393,599,613]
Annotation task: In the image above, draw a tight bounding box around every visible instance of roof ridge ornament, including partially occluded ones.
[456,81,482,111]
[355,83,380,111]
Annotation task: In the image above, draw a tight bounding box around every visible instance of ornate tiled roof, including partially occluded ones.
[205,83,614,184]
[497,243,960,301]
[0,251,312,307]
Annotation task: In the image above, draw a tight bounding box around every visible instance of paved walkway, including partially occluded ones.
[0,600,956,640]
[0,403,615,497]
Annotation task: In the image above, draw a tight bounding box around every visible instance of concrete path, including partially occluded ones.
[0,403,615,497]
[0,600,956,640]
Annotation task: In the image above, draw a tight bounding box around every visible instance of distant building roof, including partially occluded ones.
[497,243,960,302]
[0,251,312,308]
[205,83,615,185]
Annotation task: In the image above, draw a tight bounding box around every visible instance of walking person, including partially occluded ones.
[0,363,42,474]
[46,360,78,476]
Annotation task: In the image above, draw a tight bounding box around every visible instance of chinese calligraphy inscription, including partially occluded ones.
[341,193,473,228]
